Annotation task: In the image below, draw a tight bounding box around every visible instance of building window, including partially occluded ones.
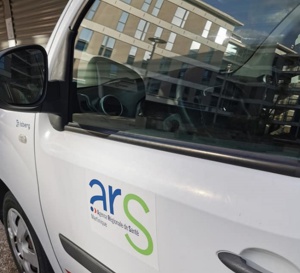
[203,48,214,63]
[159,57,171,73]
[179,63,189,78]
[117,11,129,32]
[121,0,131,4]
[135,19,150,41]
[76,41,87,51]
[141,0,152,12]
[202,20,212,38]
[99,36,116,58]
[75,28,93,51]
[154,26,163,38]
[182,87,189,101]
[189,41,201,57]
[86,0,101,20]
[152,0,163,16]
[142,51,151,69]
[127,46,137,65]
[166,32,176,51]
[225,43,238,57]
[202,69,212,83]
[215,27,227,45]
[172,7,189,28]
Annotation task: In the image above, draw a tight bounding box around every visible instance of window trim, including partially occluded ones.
[65,123,300,178]
[47,0,95,130]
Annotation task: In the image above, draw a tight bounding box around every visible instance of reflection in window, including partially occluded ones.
[202,21,212,38]
[99,36,116,58]
[127,46,137,65]
[189,41,201,57]
[141,0,152,12]
[172,7,189,28]
[86,0,101,20]
[154,27,163,38]
[203,48,214,63]
[135,20,150,41]
[142,51,151,69]
[225,43,237,57]
[73,0,300,160]
[0,58,4,69]
[202,69,212,83]
[152,0,163,16]
[120,0,131,4]
[166,32,176,51]
[117,11,129,32]
[179,62,189,79]
[215,27,227,45]
[159,57,171,74]
[75,28,93,51]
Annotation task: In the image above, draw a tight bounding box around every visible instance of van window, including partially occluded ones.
[72,0,300,159]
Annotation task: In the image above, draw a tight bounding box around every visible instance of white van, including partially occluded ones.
[1,0,300,273]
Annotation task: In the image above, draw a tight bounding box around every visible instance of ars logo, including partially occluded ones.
[89,179,155,256]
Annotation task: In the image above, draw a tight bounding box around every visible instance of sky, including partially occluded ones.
[201,0,300,46]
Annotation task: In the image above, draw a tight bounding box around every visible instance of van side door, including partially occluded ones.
[37,1,300,273]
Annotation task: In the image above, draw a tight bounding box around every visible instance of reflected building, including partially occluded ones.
[215,38,300,140]
[73,0,300,142]
[74,0,243,88]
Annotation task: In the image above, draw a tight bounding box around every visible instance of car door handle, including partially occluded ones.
[218,252,264,273]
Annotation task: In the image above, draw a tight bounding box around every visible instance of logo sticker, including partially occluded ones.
[88,178,158,269]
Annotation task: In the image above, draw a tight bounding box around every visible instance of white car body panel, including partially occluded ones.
[35,113,300,273]
[0,110,62,273]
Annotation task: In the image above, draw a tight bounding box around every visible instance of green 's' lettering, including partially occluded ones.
[123,194,153,256]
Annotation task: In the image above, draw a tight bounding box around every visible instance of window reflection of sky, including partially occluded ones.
[203,0,300,46]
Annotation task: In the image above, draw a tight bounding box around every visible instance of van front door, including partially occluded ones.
[36,1,300,273]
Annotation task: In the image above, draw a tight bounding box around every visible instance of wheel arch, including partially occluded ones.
[0,179,10,223]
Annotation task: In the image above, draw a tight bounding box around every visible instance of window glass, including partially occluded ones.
[75,28,93,51]
[152,0,163,16]
[215,27,227,45]
[135,20,150,40]
[172,7,189,28]
[98,36,115,58]
[73,0,300,159]
[189,41,201,57]
[127,46,138,65]
[117,11,129,32]
[86,0,101,20]
[142,51,151,69]
[165,32,176,50]
[142,0,152,12]
[154,27,163,38]
[202,20,212,38]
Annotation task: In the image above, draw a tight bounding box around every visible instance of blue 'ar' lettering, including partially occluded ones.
[108,186,122,215]
[89,179,107,212]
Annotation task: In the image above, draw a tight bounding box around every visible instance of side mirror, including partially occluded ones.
[0,45,47,108]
